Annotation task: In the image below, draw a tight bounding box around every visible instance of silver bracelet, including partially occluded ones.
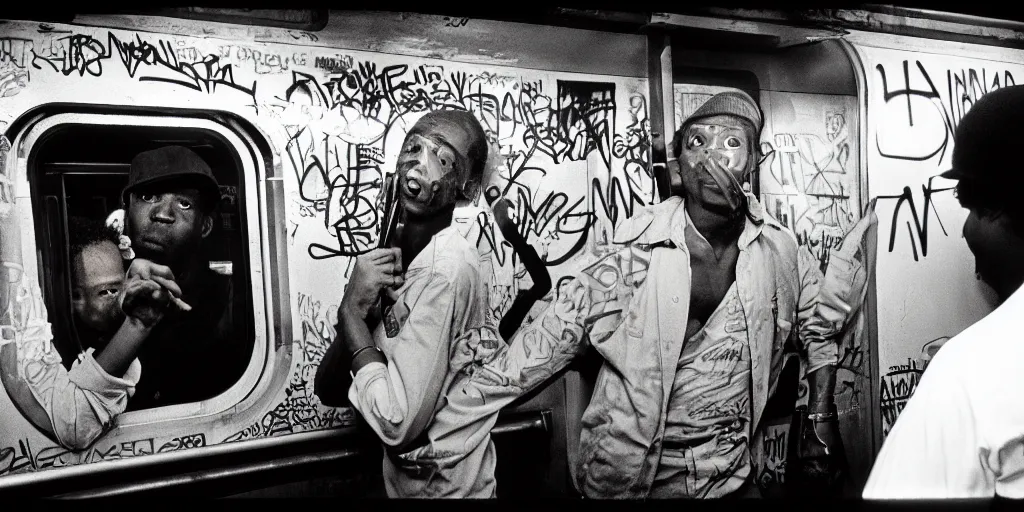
[807,411,837,422]
[349,345,382,378]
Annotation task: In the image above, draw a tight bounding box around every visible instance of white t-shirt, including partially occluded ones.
[862,286,1024,499]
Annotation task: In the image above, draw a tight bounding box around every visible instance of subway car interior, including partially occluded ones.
[1,5,1023,499]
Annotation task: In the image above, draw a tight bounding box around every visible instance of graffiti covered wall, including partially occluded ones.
[0,16,651,475]
[855,40,1013,436]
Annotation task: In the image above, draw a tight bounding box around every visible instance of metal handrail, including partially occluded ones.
[1,409,553,498]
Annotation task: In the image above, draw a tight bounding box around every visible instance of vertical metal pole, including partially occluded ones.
[648,30,675,202]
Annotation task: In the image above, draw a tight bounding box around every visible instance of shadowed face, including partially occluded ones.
[963,207,1005,289]
[126,184,212,267]
[71,241,125,335]
[396,113,482,217]
[678,114,754,213]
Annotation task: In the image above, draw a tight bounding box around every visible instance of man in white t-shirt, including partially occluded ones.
[863,85,1024,500]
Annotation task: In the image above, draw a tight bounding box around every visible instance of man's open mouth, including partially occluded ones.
[403,177,422,198]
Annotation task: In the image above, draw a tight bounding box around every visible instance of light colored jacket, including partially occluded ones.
[404,193,865,498]
[347,209,493,498]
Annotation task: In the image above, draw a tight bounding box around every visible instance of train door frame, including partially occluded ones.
[642,16,880,496]
[834,38,882,479]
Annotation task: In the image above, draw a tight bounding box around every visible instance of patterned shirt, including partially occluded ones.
[652,282,752,498]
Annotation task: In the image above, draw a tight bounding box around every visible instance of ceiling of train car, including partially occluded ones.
[34,124,238,182]
[871,2,1024,24]
[13,5,1024,34]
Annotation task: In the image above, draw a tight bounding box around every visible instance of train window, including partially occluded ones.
[18,110,270,423]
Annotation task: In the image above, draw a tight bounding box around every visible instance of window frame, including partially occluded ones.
[17,111,276,426]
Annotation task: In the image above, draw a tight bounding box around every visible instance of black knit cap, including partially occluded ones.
[122,145,220,211]
[941,85,1024,184]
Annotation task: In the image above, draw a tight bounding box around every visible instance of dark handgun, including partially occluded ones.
[378,174,405,337]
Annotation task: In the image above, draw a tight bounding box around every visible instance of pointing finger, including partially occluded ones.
[149,275,184,299]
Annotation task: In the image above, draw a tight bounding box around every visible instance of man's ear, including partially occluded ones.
[201,215,214,238]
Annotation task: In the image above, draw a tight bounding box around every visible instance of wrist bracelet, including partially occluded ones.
[350,345,379,363]
[349,346,383,379]
[807,411,837,421]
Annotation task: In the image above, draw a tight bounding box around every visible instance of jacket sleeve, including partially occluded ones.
[796,207,877,375]
[795,245,839,375]
[402,249,635,467]
[347,260,480,450]
[18,343,140,451]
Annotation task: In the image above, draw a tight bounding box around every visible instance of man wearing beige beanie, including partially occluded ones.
[383,91,876,498]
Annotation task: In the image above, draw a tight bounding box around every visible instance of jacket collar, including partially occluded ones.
[613,192,774,250]
[405,203,485,273]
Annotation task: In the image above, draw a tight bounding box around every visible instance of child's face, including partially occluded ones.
[71,241,126,334]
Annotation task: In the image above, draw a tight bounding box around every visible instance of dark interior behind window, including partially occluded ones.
[28,124,254,397]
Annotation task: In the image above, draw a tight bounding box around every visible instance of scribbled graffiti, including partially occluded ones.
[271,65,651,264]
[674,91,713,129]
[761,108,856,274]
[313,54,353,74]
[879,358,923,436]
[756,424,788,490]
[0,434,205,477]
[29,31,257,103]
[876,177,956,262]
[218,44,307,75]
[552,80,615,168]
[223,293,355,443]
[157,433,207,453]
[869,60,1013,261]
[0,37,32,97]
[0,37,33,69]
[0,67,28,97]
[443,17,470,28]
[875,60,1016,164]
[836,342,866,404]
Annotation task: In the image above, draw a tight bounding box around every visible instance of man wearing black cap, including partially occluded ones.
[119,145,252,411]
[410,91,877,498]
[864,85,1024,500]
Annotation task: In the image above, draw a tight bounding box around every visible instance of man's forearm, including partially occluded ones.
[340,310,387,373]
[313,309,383,406]
[807,364,837,413]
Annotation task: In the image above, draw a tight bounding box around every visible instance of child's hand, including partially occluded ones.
[120,259,190,327]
